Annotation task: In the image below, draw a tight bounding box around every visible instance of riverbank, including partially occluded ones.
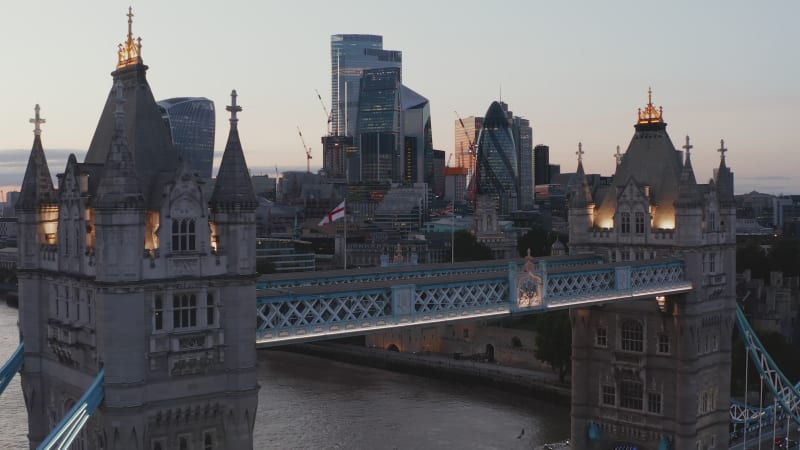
[276,342,571,404]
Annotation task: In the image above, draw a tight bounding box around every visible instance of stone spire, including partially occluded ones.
[675,135,700,207]
[95,80,144,209]
[570,142,594,208]
[714,139,735,206]
[209,90,257,209]
[17,104,57,211]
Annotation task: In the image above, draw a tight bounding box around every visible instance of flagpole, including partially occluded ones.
[451,198,455,264]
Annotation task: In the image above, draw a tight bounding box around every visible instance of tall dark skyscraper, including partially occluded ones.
[402,85,434,185]
[499,102,533,210]
[157,97,215,178]
[352,67,402,182]
[330,34,402,137]
[476,101,518,216]
[534,144,550,186]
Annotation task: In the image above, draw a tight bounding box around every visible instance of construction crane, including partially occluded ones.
[315,89,333,135]
[446,153,453,168]
[454,111,479,207]
[297,126,312,173]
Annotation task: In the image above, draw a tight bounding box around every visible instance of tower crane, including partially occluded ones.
[454,111,479,207]
[315,89,333,135]
[297,126,312,173]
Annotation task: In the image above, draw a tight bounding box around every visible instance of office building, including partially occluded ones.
[321,134,354,179]
[330,34,402,137]
[475,101,518,216]
[353,67,402,182]
[534,144,550,186]
[499,102,533,210]
[402,85,434,186]
[454,116,482,178]
[157,97,215,178]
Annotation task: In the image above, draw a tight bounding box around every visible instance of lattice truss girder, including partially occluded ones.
[729,305,800,425]
[630,264,684,289]
[257,292,391,331]
[546,271,614,298]
[414,282,507,313]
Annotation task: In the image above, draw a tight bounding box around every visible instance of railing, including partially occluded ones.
[38,368,104,450]
[0,342,23,396]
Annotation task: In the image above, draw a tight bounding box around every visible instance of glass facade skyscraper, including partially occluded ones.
[353,67,402,182]
[476,101,518,216]
[534,144,550,186]
[157,97,215,178]
[330,34,401,137]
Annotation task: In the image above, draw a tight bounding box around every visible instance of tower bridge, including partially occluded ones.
[3,8,796,450]
[255,256,692,347]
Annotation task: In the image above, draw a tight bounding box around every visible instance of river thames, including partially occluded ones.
[0,302,568,449]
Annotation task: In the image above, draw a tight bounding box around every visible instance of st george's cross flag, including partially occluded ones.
[319,200,346,226]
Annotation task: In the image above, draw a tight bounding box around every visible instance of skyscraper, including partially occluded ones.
[402,85,433,185]
[475,101,518,216]
[353,67,402,182]
[157,97,215,179]
[454,116,482,178]
[330,34,401,137]
[534,144,550,186]
[499,102,533,210]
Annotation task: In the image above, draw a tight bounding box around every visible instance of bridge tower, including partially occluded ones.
[16,10,259,449]
[568,90,736,449]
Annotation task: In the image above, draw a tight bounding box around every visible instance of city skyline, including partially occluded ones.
[1,1,797,194]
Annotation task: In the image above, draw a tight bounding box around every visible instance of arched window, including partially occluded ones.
[620,319,643,352]
[204,432,214,450]
[634,211,645,234]
[179,436,188,450]
[172,219,197,252]
[206,293,215,326]
[620,212,631,234]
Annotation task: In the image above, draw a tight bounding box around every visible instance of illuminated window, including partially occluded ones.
[172,219,197,252]
[635,212,645,233]
[620,380,643,410]
[601,384,616,405]
[620,212,631,234]
[173,294,198,329]
[620,320,643,352]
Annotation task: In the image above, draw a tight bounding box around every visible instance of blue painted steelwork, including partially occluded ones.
[256,257,692,346]
[38,368,104,450]
[0,342,23,396]
[730,304,800,427]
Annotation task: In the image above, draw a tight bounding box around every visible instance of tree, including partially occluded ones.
[736,239,770,279]
[256,259,276,275]
[533,310,572,382]
[453,230,493,262]
[769,238,800,277]
[516,227,566,258]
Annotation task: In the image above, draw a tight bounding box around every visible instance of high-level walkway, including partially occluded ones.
[255,254,691,346]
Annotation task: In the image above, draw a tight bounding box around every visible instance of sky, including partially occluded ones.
[1,0,798,197]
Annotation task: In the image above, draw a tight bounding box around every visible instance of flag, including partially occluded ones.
[319,200,346,226]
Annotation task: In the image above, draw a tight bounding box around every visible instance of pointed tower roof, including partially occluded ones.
[17,104,57,211]
[210,90,257,209]
[95,81,144,209]
[85,8,177,207]
[714,139,735,206]
[595,89,682,227]
[675,135,700,208]
[569,142,594,208]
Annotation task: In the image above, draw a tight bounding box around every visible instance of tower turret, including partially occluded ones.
[674,135,703,245]
[209,90,258,275]
[568,143,595,247]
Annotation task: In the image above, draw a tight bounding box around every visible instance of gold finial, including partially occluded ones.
[117,7,142,69]
[637,87,664,125]
[30,104,46,137]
